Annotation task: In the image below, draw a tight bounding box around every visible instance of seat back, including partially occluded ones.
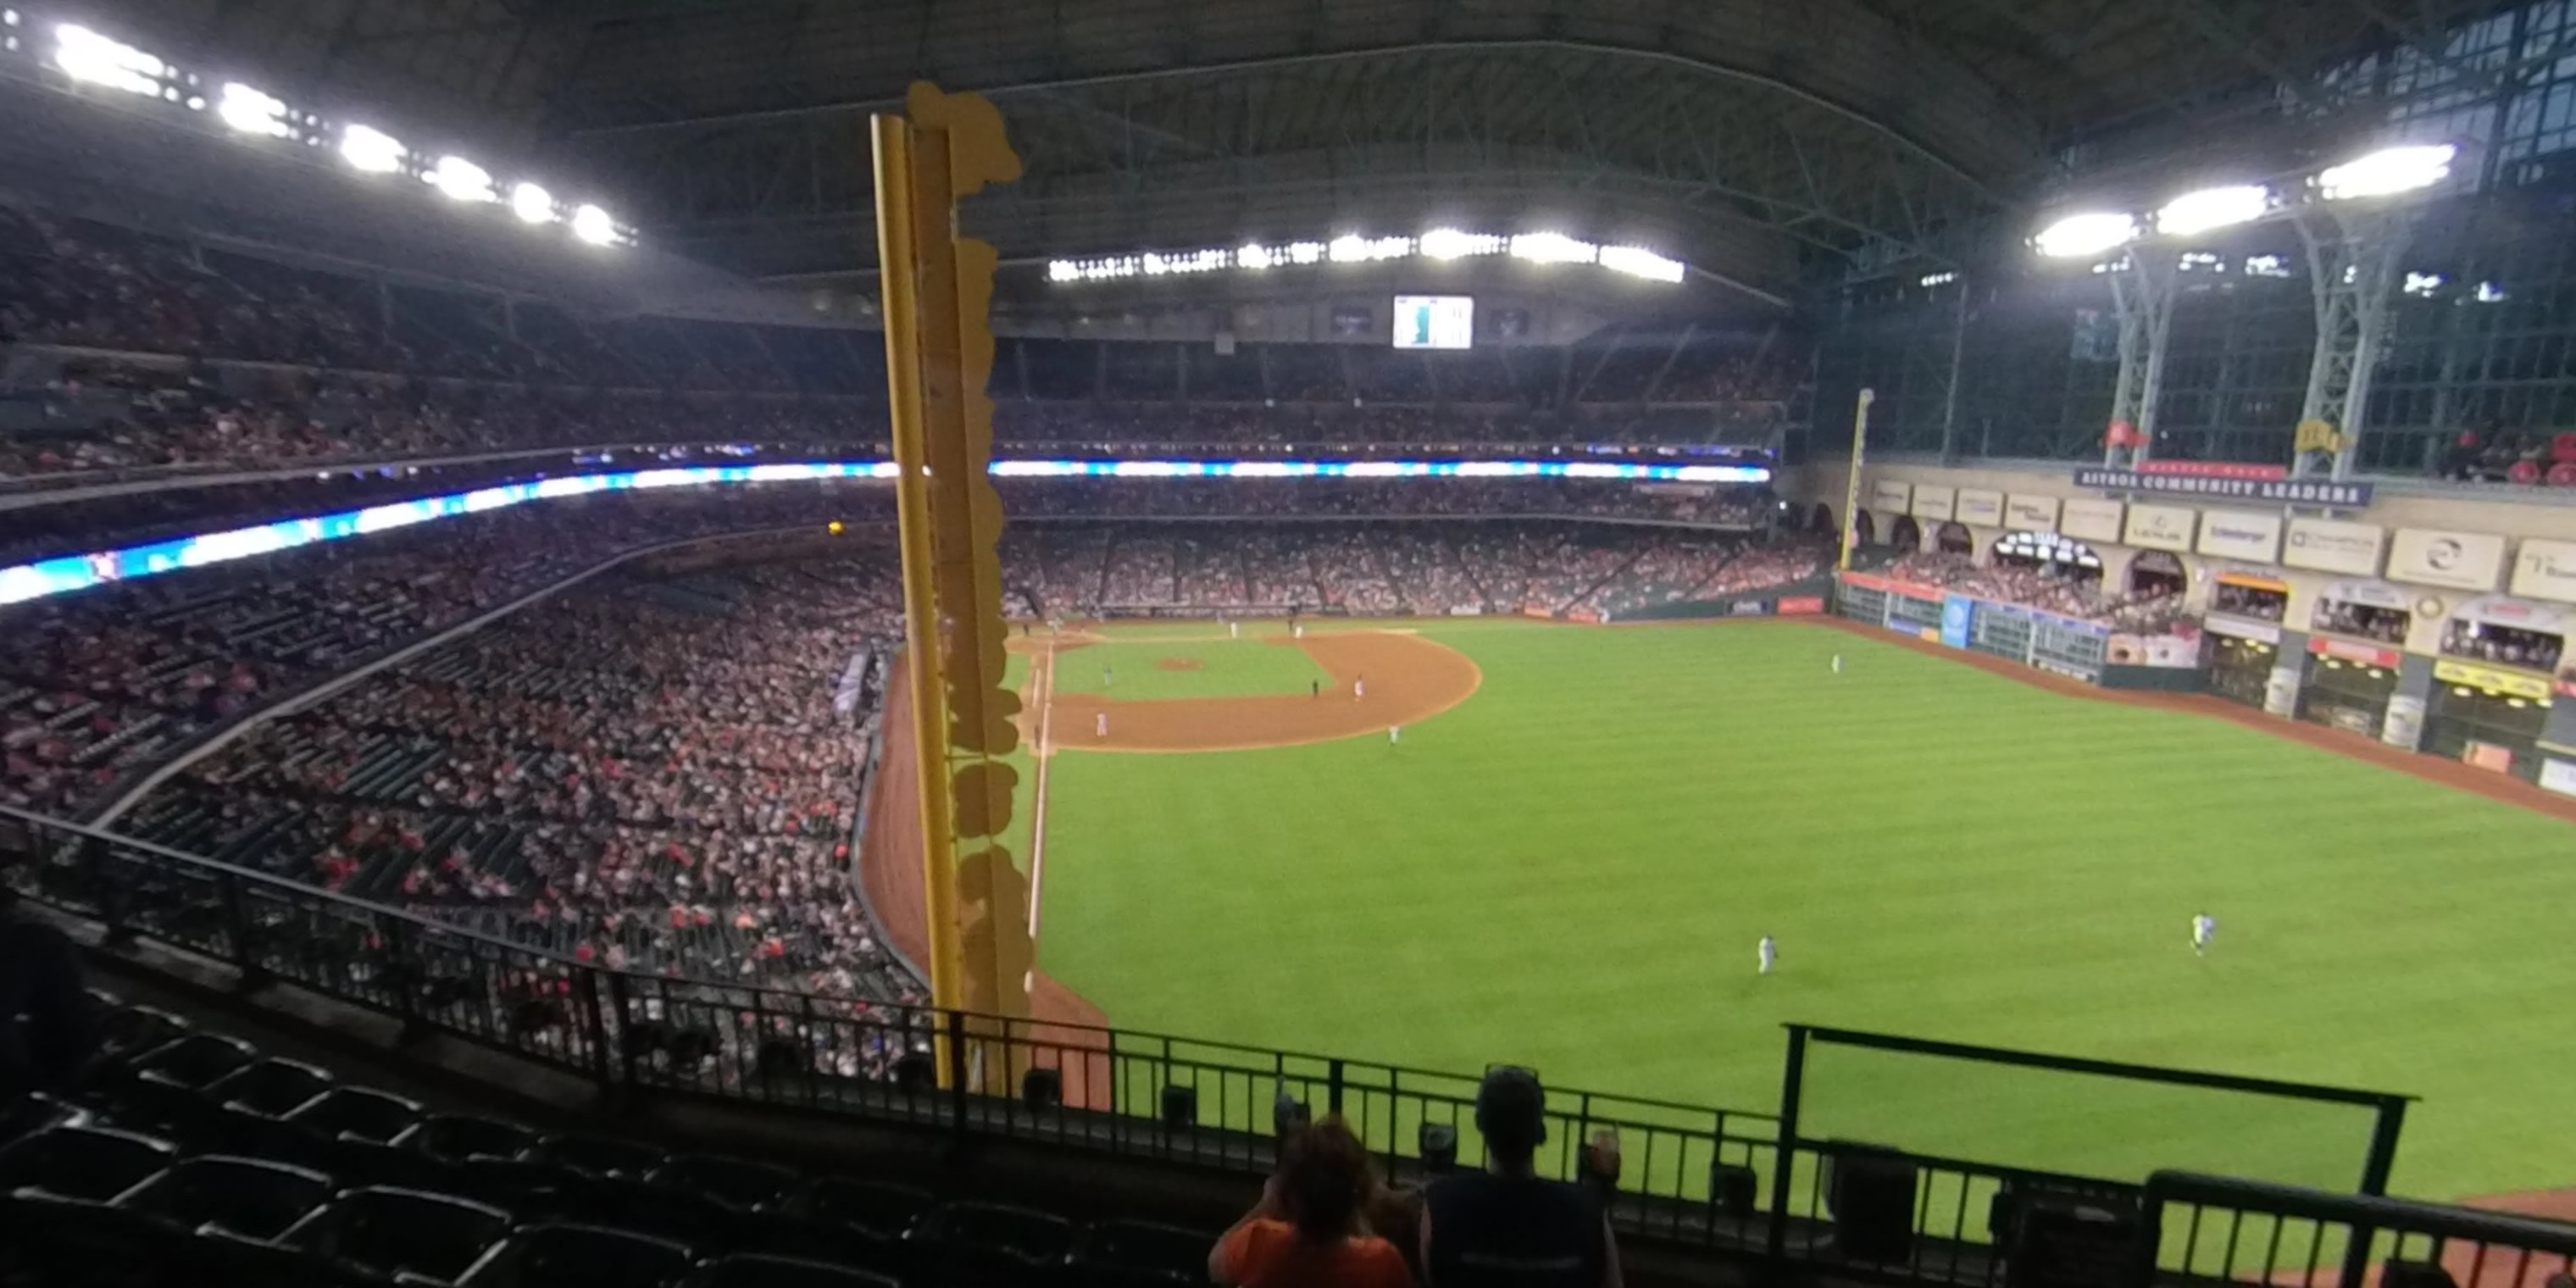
[652,1153,796,1211]
[398,1113,536,1165]
[1073,1219,1214,1285]
[115,1154,335,1241]
[288,1085,423,1143]
[463,1222,695,1288]
[288,1185,513,1283]
[686,1252,899,1288]
[0,1124,175,1201]
[797,1175,933,1239]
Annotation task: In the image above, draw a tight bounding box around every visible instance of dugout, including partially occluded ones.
[2297,638,2402,738]
[2204,627,2280,709]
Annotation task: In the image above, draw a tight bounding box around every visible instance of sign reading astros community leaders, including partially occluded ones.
[2074,467,2373,507]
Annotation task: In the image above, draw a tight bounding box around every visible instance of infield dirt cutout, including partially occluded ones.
[1013,627,1483,753]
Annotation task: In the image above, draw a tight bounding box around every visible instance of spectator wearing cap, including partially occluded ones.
[1420,1068,1622,1288]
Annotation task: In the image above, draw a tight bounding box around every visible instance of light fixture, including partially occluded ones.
[340,124,403,174]
[1510,231,1597,264]
[510,181,557,224]
[1418,228,1502,260]
[2035,211,2139,259]
[569,203,619,246]
[216,82,291,138]
[1237,242,1274,269]
[429,155,494,203]
[1600,246,1685,282]
[2318,143,2457,200]
[2155,185,2269,236]
[54,24,164,97]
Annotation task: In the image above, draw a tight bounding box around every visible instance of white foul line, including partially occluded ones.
[1025,637,1056,941]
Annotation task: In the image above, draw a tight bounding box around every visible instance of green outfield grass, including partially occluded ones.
[1024,619,2576,1204]
[1048,630,1331,702]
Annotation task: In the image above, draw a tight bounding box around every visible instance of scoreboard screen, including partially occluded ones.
[1392,295,1474,349]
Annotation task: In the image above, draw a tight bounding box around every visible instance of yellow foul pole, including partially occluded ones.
[869,118,967,1024]
[1836,388,1876,573]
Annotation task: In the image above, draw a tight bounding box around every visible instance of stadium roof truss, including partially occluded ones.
[88,0,2541,297]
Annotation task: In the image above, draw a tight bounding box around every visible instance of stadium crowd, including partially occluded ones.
[3,200,1788,486]
[1881,551,2190,630]
[121,554,923,1013]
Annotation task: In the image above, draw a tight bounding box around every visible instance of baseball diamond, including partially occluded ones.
[860,613,2576,1213]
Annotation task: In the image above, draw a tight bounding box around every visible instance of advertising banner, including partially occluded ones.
[2122,503,2198,552]
[1566,608,1603,625]
[2462,741,2517,774]
[2216,571,2290,594]
[1729,599,1772,617]
[1940,596,1974,649]
[2283,518,2386,576]
[2388,529,2507,591]
[1871,480,1913,514]
[2061,497,2124,544]
[1910,485,1956,521]
[1957,489,2006,525]
[2540,758,2576,799]
[2004,494,2060,531]
[2074,467,2372,507]
[2318,578,2410,611]
[2451,595,2569,634]
[2382,695,2425,751]
[2433,659,2553,702]
[2510,538,2576,604]
[1777,596,1826,616]
[2204,616,2283,644]
[1840,572,1945,602]
[2311,636,2401,668]
[2195,510,2284,564]
[2108,633,2202,668]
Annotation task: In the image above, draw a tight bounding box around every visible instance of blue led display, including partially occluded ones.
[0,457,1768,608]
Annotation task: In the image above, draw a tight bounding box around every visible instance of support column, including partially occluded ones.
[2265,629,2312,719]
[2296,209,2418,479]
[2106,256,2178,466]
[2383,653,2434,752]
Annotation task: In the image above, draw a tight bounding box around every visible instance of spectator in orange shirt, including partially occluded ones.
[1211,1116,1413,1288]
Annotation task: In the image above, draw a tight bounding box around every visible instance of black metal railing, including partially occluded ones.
[8,802,2567,1288]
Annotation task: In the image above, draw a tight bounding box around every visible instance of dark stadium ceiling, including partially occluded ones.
[86,0,2529,303]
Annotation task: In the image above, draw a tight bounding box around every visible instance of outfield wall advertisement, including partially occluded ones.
[2509,538,2576,604]
[2004,494,2060,531]
[2196,510,2284,564]
[2284,518,2387,576]
[2061,498,2124,545]
[1910,485,1956,521]
[2122,503,2198,552]
[1957,489,2006,526]
[2388,529,2507,592]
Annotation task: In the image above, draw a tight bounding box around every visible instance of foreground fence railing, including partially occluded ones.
[6,804,2566,1287]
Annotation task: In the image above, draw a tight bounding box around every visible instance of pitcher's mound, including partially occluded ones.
[1153,658,1203,672]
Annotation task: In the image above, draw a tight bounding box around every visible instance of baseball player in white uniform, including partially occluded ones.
[1757,935,1777,976]
[2191,913,2217,957]
[1832,653,1844,675]
[1096,712,1109,740]
[1388,724,1401,747]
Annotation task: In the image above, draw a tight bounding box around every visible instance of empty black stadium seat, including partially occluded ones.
[208,1059,335,1118]
[448,1156,586,1221]
[910,1201,1077,1286]
[0,1123,175,1201]
[284,1185,513,1283]
[1070,1219,1215,1286]
[719,1209,902,1274]
[398,1113,536,1165]
[93,1005,188,1069]
[116,1154,335,1241]
[563,1174,738,1251]
[286,1085,421,1143]
[534,1131,664,1179]
[325,1134,463,1192]
[124,1033,258,1091]
[682,1252,898,1288]
[797,1175,934,1239]
[460,1222,696,1288]
[652,1152,797,1211]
